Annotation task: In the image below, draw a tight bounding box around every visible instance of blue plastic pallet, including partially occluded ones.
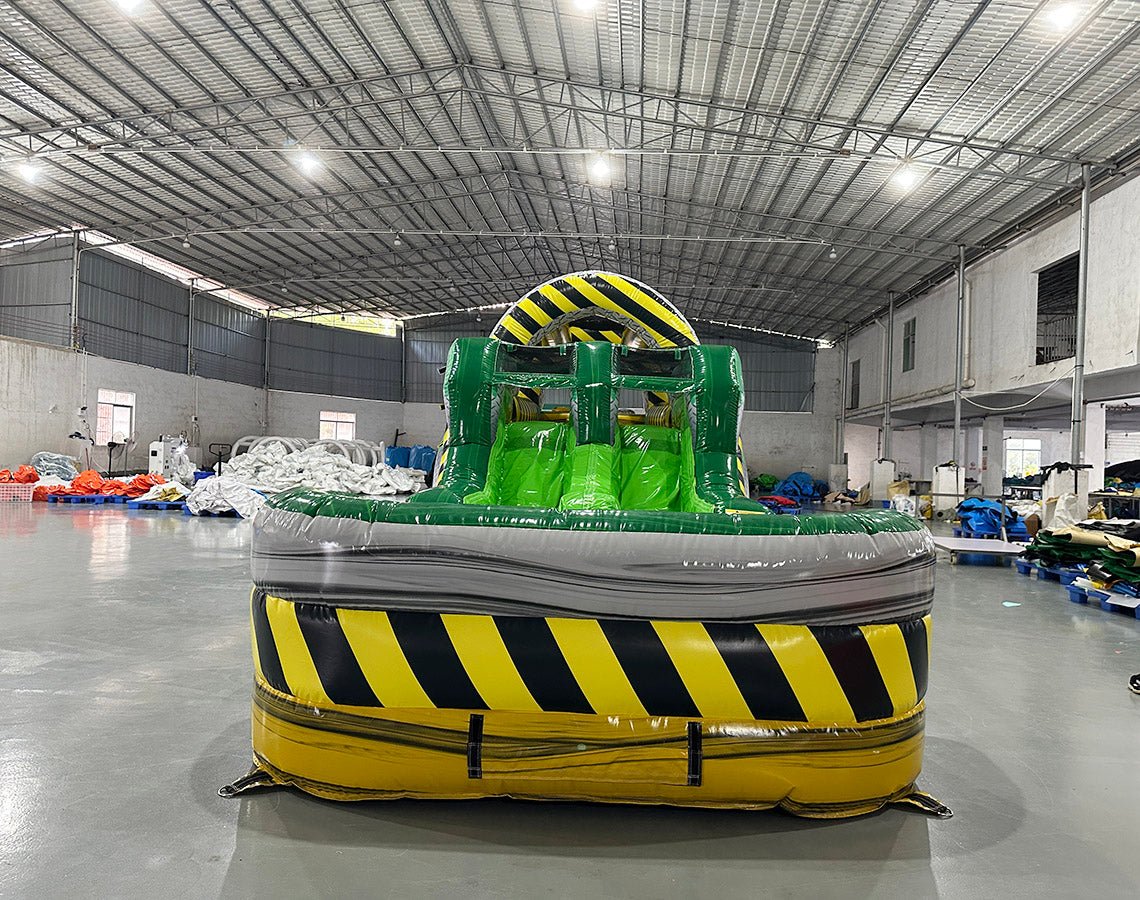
[127,499,185,510]
[1066,584,1088,604]
[1099,590,1140,619]
[47,494,105,504]
[1014,558,1036,576]
[183,506,239,517]
[100,494,128,503]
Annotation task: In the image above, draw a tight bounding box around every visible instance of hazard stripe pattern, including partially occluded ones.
[254,594,931,724]
[491,272,697,349]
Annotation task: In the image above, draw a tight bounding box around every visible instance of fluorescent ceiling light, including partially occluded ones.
[573,0,599,11]
[1046,3,1080,30]
[115,0,143,14]
[588,154,612,182]
[16,161,41,183]
[295,151,321,176]
[892,163,921,190]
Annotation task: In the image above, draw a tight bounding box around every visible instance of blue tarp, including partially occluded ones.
[957,497,1028,537]
[772,471,819,501]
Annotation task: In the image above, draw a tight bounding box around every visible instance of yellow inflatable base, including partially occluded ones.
[248,681,928,818]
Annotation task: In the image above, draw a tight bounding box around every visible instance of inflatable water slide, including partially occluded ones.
[226,271,945,818]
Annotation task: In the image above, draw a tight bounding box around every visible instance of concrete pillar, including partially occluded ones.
[981,416,1004,498]
[1084,402,1106,492]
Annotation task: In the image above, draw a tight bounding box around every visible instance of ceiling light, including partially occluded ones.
[16,161,41,183]
[828,247,838,260]
[181,237,191,249]
[281,285,289,293]
[1046,2,1080,30]
[114,0,143,14]
[295,151,321,176]
[588,154,612,182]
[573,0,599,11]
[608,239,617,251]
[892,163,921,190]
[393,235,403,247]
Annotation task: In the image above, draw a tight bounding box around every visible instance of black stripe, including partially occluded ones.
[293,601,380,707]
[387,612,488,710]
[528,290,573,322]
[251,592,290,695]
[703,623,806,721]
[491,322,522,344]
[494,617,594,714]
[901,618,929,702]
[509,306,542,336]
[598,620,701,717]
[810,626,895,722]
[569,276,690,347]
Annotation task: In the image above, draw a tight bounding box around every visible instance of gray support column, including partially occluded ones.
[187,284,195,376]
[954,245,966,468]
[981,415,1004,497]
[836,323,849,465]
[883,294,895,460]
[69,234,81,350]
[1070,162,1091,463]
[263,311,271,389]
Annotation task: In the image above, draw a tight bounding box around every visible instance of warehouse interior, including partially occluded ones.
[1,1,1139,897]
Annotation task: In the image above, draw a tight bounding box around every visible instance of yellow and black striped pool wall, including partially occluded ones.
[246,590,935,816]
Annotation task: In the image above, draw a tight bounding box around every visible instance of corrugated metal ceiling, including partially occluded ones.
[1,0,1139,339]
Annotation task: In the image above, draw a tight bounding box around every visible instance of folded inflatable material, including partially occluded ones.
[240,590,936,816]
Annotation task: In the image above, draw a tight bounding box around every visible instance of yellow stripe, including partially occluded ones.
[757,624,855,723]
[336,608,435,708]
[924,614,932,663]
[563,275,672,347]
[859,624,918,716]
[568,326,594,342]
[652,621,752,719]
[600,329,623,343]
[500,315,532,343]
[517,297,553,328]
[547,618,647,716]
[598,272,697,344]
[442,615,541,711]
[265,595,332,706]
[537,283,580,314]
[250,590,264,683]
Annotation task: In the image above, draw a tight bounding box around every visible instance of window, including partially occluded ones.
[95,389,135,446]
[1005,438,1042,478]
[848,359,860,409]
[1035,255,1079,365]
[319,411,356,440]
[902,318,916,372]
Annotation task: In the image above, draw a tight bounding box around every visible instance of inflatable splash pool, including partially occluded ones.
[226,272,945,818]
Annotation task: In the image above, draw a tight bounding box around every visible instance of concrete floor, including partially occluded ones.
[1,503,1138,899]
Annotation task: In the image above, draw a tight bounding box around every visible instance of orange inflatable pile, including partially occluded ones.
[33,470,166,501]
[0,465,40,484]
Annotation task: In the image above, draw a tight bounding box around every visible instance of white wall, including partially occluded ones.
[0,334,431,471]
[267,391,404,448]
[846,175,1140,414]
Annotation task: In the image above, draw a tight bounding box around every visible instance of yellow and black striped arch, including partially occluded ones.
[490,271,699,349]
[252,592,930,726]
